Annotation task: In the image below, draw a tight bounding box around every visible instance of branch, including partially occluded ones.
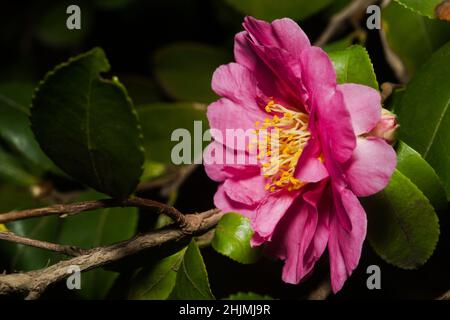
[306,275,332,300]
[0,196,187,227]
[315,0,379,47]
[0,208,223,299]
[0,231,87,256]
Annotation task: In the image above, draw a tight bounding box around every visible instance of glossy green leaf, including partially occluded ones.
[225,292,273,300]
[382,1,450,76]
[127,250,185,300]
[322,35,355,53]
[58,191,138,299]
[31,48,144,198]
[328,45,379,90]
[137,102,208,164]
[169,240,214,300]
[363,170,440,269]
[223,0,334,21]
[212,213,260,264]
[154,43,228,103]
[396,42,450,199]
[0,83,55,170]
[35,1,91,47]
[393,0,445,19]
[0,148,38,186]
[396,141,447,211]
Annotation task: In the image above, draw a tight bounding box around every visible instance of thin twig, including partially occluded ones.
[160,164,200,197]
[315,0,379,47]
[379,0,409,83]
[0,232,87,256]
[0,196,187,227]
[0,208,223,299]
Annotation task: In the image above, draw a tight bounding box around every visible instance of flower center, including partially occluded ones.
[252,99,311,192]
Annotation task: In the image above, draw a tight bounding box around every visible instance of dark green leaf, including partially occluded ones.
[57,191,138,299]
[223,0,334,21]
[119,74,164,105]
[225,292,273,300]
[127,250,184,300]
[137,102,208,164]
[154,43,228,103]
[393,0,445,19]
[31,47,144,198]
[0,147,38,186]
[328,45,379,89]
[169,240,214,300]
[382,1,450,76]
[396,42,450,199]
[212,213,260,264]
[396,141,447,211]
[363,170,440,269]
[0,83,55,170]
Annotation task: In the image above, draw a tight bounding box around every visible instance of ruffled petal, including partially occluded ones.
[223,175,267,207]
[207,98,265,151]
[295,138,329,183]
[203,141,260,182]
[345,137,397,197]
[251,190,300,244]
[214,184,257,219]
[328,188,367,293]
[338,83,381,136]
[243,16,311,57]
[212,63,258,108]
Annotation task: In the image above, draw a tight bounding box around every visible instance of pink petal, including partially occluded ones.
[345,137,397,197]
[251,190,299,243]
[243,16,311,57]
[234,31,304,108]
[300,47,336,103]
[328,188,367,293]
[214,184,257,219]
[207,98,265,151]
[295,138,329,183]
[223,175,267,207]
[211,63,258,108]
[316,90,356,164]
[338,83,381,136]
[203,141,259,182]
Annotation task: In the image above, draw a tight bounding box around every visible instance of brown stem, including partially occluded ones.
[0,196,188,227]
[0,232,87,256]
[0,208,223,299]
[315,0,379,47]
[307,275,332,300]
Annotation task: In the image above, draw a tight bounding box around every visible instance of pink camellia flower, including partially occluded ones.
[203,16,397,293]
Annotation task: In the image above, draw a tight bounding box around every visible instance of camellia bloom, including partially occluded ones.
[204,16,397,292]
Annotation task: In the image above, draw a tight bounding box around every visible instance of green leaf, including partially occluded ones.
[137,102,208,164]
[396,141,447,211]
[212,213,260,264]
[57,191,138,299]
[382,1,450,76]
[396,42,450,199]
[35,1,91,47]
[127,250,185,300]
[328,45,379,90]
[363,170,440,269]
[169,240,214,300]
[0,83,55,171]
[223,0,334,21]
[119,74,164,105]
[393,0,446,19]
[0,147,38,186]
[154,43,229,103]
[322,35,355,53]
[0,186,60,271]
[225,292,273,300]
[31,47,144,198]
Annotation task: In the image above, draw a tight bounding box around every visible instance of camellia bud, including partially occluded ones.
[369,109,399,144]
